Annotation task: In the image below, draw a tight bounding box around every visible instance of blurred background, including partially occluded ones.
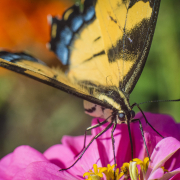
[0,0,179,159]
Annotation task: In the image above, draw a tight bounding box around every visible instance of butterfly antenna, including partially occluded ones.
[132,98,180,137]
[137,98,180,105]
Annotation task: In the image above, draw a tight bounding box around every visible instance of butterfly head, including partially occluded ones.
[117,110,135,124]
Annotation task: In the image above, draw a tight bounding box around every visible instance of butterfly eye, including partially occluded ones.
[131,110,135,118]
[118,113,126,121]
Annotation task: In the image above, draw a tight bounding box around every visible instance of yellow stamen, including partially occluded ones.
[83,164,105,180]
[120,162,130,179]
[133,157,149,178]
[129,161,139,180]
[161,166,169,173]
[102,164,116,180]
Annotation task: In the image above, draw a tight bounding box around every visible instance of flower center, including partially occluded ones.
[83,157,150,180]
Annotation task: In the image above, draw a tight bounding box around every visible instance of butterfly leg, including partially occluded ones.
[137,119,150,160]
[75,118,109,158]
[131,118,151,160]
[131,116,162,160]
[127,119,134,159]
[59,122,114,171]
[111,118,117,177]
[82,118,109,149]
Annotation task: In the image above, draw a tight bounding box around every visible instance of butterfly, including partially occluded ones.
[0,0,161,163]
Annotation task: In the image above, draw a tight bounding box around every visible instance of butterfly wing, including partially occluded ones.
[49,0,119,91]
[49,0,161,99]
[0,51,112,108]
[95,0,161,95]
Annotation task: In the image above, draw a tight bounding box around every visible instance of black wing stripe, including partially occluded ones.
[93,36,101,42]
[83,50,105,63]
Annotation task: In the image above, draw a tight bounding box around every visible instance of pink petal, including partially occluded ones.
[0,153,12,169]
[164,151,180,172]
[45,135,100,177]
[67,137,102,177]
[0,153,13,179]
[0,146,48,180]
[61,135,95,169]
[115,124,132,166]
[146,137,180,178]
[131,113,162,160]
[44,144,75,169]
[147,168,164,180]
[62,135,91,155]
[170,172,180,180]
[159,168,180,180]
[13,161,79,180]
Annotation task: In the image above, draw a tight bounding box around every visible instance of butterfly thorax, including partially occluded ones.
[84,89,134,124]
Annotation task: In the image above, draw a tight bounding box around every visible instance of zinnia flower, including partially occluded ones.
[0,112,180,180]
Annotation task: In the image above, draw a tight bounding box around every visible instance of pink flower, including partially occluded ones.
[0,112,180,180]
[145,137,180,180]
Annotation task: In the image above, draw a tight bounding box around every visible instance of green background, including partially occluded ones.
[0,0,180,159]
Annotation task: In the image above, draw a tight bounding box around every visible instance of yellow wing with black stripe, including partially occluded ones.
[0,0,161,112]
[95,0,160,94]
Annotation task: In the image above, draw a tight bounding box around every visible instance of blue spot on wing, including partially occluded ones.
[1,54,20,62]
[84,6,95,21]
[56,43,69,65]
[71,15,83,32]
[60,26,73,45]
[0,52,39,63]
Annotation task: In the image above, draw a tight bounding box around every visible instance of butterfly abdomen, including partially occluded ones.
[84,100,114,121]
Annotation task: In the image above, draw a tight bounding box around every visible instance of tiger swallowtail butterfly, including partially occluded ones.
[0,0,161,165]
